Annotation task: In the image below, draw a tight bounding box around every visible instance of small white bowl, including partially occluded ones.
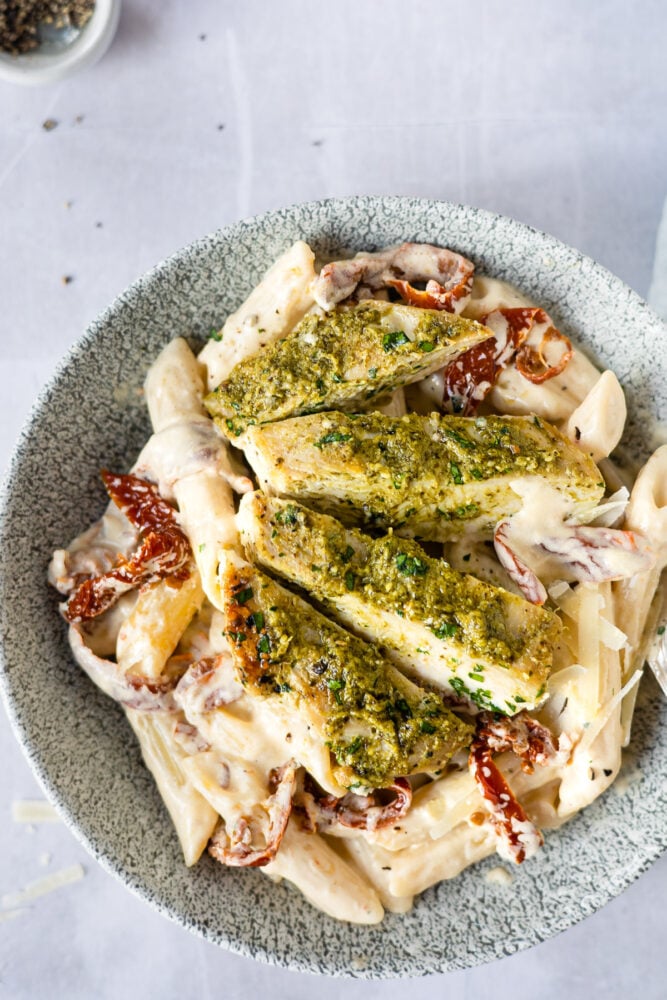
[0,0,121,86]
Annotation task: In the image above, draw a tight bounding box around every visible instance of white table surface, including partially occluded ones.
[1,1,666,996]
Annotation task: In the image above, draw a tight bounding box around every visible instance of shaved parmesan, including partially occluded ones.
[578,670,643,754]
[484,865,514,886]
[599,617,628,651]
[11,799,60,824]
[2,864,85,908]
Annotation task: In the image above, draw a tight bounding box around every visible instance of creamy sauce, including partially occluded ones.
[51,248,665,923]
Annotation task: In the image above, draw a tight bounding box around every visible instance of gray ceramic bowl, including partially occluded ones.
[1,197,666,978]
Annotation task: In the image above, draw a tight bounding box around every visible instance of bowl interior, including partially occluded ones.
[1,197,667,978]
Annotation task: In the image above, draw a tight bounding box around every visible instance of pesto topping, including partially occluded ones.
[245,410,604,542]
[222,565,472,787]
[240,494,562,712]
[205,301,490,436]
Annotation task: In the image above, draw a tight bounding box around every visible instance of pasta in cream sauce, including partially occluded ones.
[48,242,667,924]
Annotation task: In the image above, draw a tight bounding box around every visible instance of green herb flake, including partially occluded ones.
[382,330,410,352]
[450,462,464,485]
[234,587,253,605]
[420,720,437,734]
[209,328,223,341]
[433,621,458,639]
[418,341,435,353]
[275,505,299,526]
[340,545,355,564]
[395,553,428,577]
[228,631,246,644]
[257,634,271,655]
[327,678,345,704]
[368,367,378,379]
[345,570,356,590]
[395,697,412,718]
[446,428,474,449]
[658,626,666,635]
[198,542,206,553]
[248,611,264,630]
[314,431,353,449]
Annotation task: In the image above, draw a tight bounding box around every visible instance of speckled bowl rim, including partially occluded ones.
[1,196,666,978]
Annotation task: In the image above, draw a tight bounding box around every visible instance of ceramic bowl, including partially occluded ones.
[1,197,666,978]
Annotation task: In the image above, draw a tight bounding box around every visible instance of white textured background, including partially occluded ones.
[1,1,666,996]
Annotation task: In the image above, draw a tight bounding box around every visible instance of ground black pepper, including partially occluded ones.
[0,1,95,56]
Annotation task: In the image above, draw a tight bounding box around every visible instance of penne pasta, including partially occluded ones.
[264,822,385,925]
[50,240,665,923]
[125,709,218,866]
[116,573,205,679]
[198,240,316,392]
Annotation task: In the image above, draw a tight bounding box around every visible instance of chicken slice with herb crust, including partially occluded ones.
[238,493,560,714]
[220,562,473,790]
[205,301,491,439]
[243,410,605,541]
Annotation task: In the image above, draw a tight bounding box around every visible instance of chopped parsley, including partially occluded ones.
[345,570,356,590]
[209,328,223,341]
[418,340,435,352]
[275,505,299,526]
[234,587,253,605]
[248,611,264,630]
[395,553,428,577]
[382,330,409,352]
[420,720,436,734]
[340,545,355,564]
[228,631,246,644]
[327,678,345,704]
[257,634,271,655]
[314,431,353,449]
[433,622,458,639]
[446,428,474,449]
[368,367,378,379]
[450,462,464,485]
